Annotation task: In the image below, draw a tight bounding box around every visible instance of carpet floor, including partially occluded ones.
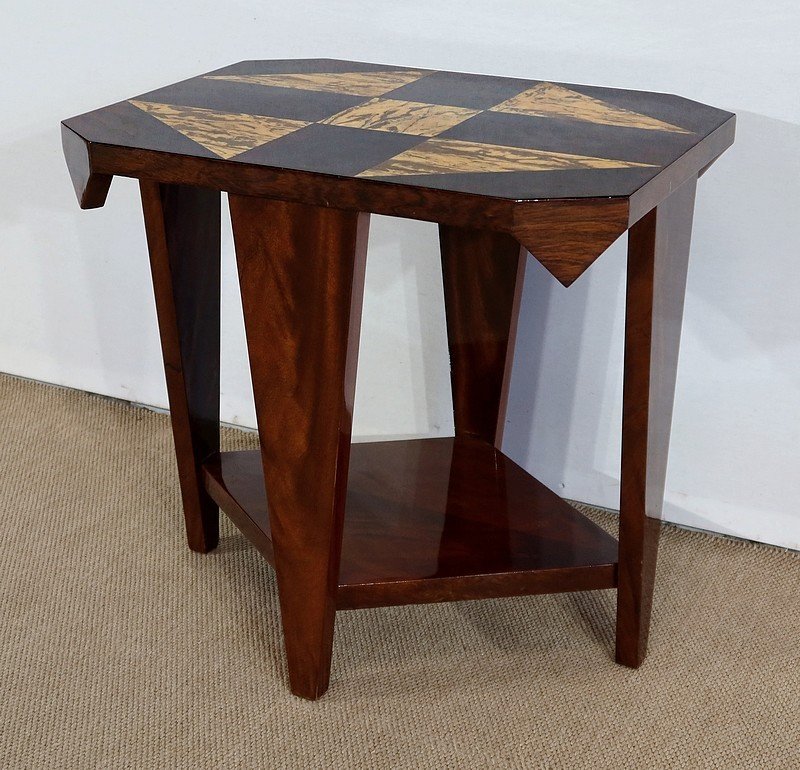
[0,373,797,769]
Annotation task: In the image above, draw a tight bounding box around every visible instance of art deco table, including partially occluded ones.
[62,59,735,699]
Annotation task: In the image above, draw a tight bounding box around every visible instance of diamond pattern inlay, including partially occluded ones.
[123,70,701,177]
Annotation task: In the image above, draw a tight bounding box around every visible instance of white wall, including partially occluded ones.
[2,1,799,549]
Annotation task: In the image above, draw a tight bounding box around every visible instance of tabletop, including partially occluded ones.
[64,58,733,202]
[62,59,735,284]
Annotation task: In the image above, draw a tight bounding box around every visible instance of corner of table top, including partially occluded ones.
[61,121,112,210]
[627,113,736,226]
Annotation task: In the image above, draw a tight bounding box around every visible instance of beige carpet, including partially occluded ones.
[0,373,798,769]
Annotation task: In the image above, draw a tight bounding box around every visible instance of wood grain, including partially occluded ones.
[63,57,735,251]
[199,441,619,612]
[205,70,428,97]
[439,226,525,444]
[491,82,692,133]
[615,177,697,667]
[139,181,221,552]
[202,451,273,563]
[510,197,630,286]
[129,101,308,159]
[66,106,730,286]
[229,195,369,700]
[322,98,480,136]
[359,138,654,178]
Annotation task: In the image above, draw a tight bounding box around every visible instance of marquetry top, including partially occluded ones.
[62,59,734,285]
[64,58,733,202]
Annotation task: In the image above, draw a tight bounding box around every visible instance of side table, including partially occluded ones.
[62,60,735,699]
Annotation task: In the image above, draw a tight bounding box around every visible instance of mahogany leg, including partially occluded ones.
[140,181,221,553]
[439,225,525,446]
[616,178,697,667]
[229,195,368,700]
[438,226,524,575]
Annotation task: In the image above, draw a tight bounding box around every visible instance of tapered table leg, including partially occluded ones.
[140,181,221,553]
[439,225,525,446]
[616,178,697,667]
[229,195,369,700]
[438,226,525,574]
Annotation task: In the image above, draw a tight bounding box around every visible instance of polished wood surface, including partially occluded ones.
[63,62,734,699]
[140,181,221,553]
[203,450,273,563]
[439,226,524,443]
[61,124,111,209]
[229,195,368,700]
[616,178,697,667]
[63,59,732,199]
[201,439,619,610]
[63,59,735,286]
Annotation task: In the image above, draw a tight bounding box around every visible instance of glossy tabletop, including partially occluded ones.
[62,59,735,286]
[63,58,733,202]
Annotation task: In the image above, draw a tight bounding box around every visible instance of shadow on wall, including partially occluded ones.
[501,233,627,508]
[498,109,800,549]
[353,215,454,442]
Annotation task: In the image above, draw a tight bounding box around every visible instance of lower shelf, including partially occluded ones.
[202,436,618,610]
